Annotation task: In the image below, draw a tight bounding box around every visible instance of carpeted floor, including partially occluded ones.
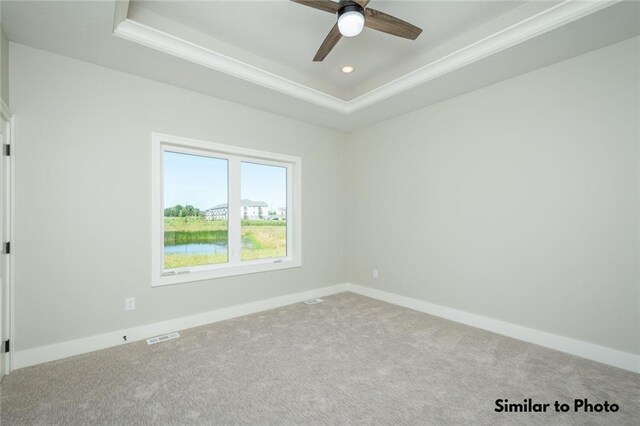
[1,292,638,425]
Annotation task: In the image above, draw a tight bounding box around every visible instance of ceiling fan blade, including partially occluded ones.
[290,0,341,14]
[364,8,423,40]
[353,0,371,8]
[313,23,342,61]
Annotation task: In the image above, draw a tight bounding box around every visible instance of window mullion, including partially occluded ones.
[228,157,241,264]
[286,164,293,259]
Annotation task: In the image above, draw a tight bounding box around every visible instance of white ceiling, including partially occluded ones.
[133,0,526,97]
[2,1,639,131]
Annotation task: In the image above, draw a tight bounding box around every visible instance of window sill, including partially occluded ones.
[152,258,302,287]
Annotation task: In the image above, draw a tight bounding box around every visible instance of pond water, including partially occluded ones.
[164,242,228,255]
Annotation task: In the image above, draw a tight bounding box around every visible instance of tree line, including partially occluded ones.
[164,204,204,218]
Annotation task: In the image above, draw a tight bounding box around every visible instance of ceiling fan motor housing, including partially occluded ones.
[337,1,364,18]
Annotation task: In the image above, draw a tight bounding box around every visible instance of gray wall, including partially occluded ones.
[0,3,8,107]
[10,35,639,357]
[10,43,347,351]
[1,29,8,106]
[345,36,639,355]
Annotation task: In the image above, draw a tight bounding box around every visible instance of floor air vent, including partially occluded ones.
[146,332,180,345]
[304,298,324,305]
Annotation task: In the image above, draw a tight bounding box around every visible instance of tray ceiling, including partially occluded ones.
[132,0,526,97]
[3,1,639,131]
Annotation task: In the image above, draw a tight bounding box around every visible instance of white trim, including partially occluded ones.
[2,114,14,375]
[347,284,640,373]
[151,132,302,287]
[112,0,130,32]
[228,157,240,264]
[114,19,347,112]
[13,283,349,369]
[347,0,618,112]
[113,0,619,114]
[12,283,639,372]
[8,116,14,374]
[0,117,5,378]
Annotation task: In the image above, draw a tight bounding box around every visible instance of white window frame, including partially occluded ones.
[151,133,301,287]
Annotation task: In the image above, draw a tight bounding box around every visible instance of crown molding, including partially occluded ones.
[113,18,349,112]
[113,0,619,115]
[348,0,620,112]
[112,0,130,31]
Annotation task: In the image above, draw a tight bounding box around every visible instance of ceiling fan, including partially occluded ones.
[292,0,423,62]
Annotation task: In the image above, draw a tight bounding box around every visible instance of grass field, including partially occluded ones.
[163,217,286,269]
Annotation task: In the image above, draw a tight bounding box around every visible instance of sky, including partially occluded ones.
[164,151,287,211]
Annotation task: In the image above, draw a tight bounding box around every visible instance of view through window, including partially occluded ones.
[163,151,228,270]
[162,151,290,271]
[240,162,287,261]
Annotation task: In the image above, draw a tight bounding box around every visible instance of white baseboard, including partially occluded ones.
[346,283,640,373]
[13,282,639,374]
[13,283,349,370]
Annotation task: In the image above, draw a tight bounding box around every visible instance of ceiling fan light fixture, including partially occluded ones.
[294,0,423,62]
[337,6,364,37]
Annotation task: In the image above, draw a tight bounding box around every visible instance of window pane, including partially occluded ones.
[163,151,228,269]
[240,162,287,261]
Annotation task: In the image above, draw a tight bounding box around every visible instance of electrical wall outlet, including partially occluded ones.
[125,297,135,311]
[373,269,379,279]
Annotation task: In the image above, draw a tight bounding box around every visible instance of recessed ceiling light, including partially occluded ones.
[341,66,354,74]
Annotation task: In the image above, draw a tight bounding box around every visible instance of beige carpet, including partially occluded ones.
[1,292,638,425]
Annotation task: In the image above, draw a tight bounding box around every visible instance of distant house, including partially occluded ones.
[205,203,228,221]
[269,207,287,220]
[205,199,268,220]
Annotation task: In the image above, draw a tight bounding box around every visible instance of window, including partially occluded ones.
[163,151,228,269]
[240,162,287,261]
[152,133,301,286]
